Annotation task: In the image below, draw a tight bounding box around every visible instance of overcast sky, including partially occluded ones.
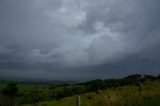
[0,0,160,80]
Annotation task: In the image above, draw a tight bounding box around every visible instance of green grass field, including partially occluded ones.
[21,80,160,106]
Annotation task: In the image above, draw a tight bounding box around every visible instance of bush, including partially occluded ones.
[19,89,49,104]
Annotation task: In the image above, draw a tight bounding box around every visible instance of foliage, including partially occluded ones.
[2,82,18,96]
[0,74,160,106]
[1,82,18,106]
[19,88,50,104]
[88,79,107,91]
[21,80,160,106]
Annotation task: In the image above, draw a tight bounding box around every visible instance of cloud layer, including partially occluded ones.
[0,0,160,80]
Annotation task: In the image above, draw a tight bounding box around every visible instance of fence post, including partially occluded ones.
[76,95,81,106]
[138,82,142,92]
[139,75,144,92]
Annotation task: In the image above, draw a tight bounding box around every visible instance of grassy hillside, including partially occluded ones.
[22,80,160,106]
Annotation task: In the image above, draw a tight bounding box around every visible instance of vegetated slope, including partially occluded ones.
[22,80,160,106]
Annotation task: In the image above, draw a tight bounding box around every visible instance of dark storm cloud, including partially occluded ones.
[0,0,160,80]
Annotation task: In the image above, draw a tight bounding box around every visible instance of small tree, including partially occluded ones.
[89,79,107,91]
[2,82,18,106]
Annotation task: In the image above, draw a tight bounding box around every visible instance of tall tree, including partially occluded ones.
[2,82,18,106]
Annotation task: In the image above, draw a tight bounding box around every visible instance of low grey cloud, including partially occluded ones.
[0,0,160,80]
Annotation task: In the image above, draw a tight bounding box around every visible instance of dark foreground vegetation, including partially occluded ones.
[0,74,160,106]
